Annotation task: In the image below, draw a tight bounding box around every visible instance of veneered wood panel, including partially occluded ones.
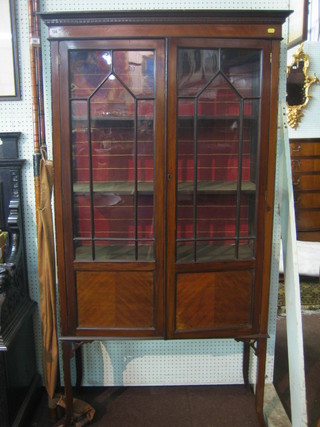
[291,158,320,173]
[294,192,320,208]
[297,231,320,242]
[46,22,283,41]
[175,270,254,332]
[290,140,320,157]
[296,209,320,230]
[76,271,155,329]
[292,175,320,191]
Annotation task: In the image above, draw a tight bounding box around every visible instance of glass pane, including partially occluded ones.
[177,101,194,185]
[176,241,194,263]
[221,49,261,98]
[72,106,92,261]
[197,194,237,240]
[176,47,261,263]
[113,50,154,98]
[177,240,238,263]
[239,193,256,245]
[138,241,154,261]
[238,239,255,259]
[95,240,136,261]
[71,101,89,183]
[197,123,239,184]
[177,193,194,241]
[73,194,91,239]
[137,101,154,183]
[196,240,236,262]
[93,194,135,240]
[138,194,154,239]
[74,240,92,260]
[178,49,219,96]
[73,160,93,261]
[90,76,134,120]
[70,48,156,261]
[242,99,259,187]
[70,50,112,98]
[198,74,241,117]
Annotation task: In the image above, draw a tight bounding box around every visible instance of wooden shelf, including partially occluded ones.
[75,243,154,261]
[74,242,254,262]
[73,181,154,194]
[178,181,256,193]
[178,115,257,122]
[72,114,256,125]
[177,242,254,262]
[72,115,154,124]
[73,180,255,195]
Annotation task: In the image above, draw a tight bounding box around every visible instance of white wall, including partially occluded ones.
[0,0,289,387]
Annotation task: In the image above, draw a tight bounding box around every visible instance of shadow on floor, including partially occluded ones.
[29,311,320,426]
[274,310,320,427]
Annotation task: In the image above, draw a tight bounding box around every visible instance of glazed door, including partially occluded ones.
[57,39,165,337]
[166,39,272,339]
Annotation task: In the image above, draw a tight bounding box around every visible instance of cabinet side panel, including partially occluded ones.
[76,271,155,329]
[175,270,254,332]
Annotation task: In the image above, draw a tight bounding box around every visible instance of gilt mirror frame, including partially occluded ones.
[286,44,319,129]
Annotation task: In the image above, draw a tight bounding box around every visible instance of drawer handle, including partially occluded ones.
[291,145,301,152]
[293,178,301,186]
[291,159,301,169]
[294,196,301,204]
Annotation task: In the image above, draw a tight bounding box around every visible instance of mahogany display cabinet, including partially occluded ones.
[41,10,290,425]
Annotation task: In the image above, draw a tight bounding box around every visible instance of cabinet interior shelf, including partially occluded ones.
[73,180,256,194]
[72,115,257,126]
[74,241,254,262]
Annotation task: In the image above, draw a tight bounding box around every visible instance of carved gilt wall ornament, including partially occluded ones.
[286,43,319,129]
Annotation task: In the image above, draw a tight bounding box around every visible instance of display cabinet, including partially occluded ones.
[41,10,289,426]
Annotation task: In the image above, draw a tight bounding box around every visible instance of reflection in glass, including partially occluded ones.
[286,44,319,129]
[178,49,219,96]
[113,51,154,98]
[286,60,306,106]
[70,50,112,98]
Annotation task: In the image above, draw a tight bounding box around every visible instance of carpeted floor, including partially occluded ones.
[278,276,320,309]
[28,280,320,427]
[274,310,320,427]
[30,385,261,426]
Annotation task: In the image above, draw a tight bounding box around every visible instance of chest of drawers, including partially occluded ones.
[290,138,320,241]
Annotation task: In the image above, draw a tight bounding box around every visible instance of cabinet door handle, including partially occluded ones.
[293,178,301,186]
[291,145,301,152]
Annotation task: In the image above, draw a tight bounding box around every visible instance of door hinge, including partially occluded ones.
[270,52,272,64]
